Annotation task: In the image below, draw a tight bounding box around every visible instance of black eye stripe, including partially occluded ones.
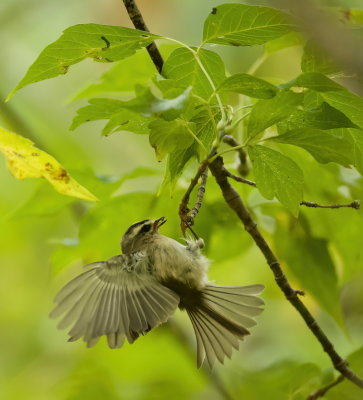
[125,220,149,235]
[140,224,151,233]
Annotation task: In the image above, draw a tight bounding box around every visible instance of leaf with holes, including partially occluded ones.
[203,3,292,46]
[0,127,97,201]
[7,24,160,100]
[217,73,278,99]
[248,145,303,216]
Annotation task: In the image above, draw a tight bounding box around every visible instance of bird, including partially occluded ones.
[50,217,264,367]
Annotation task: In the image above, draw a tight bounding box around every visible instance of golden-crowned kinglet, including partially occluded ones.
[50,217,264,367]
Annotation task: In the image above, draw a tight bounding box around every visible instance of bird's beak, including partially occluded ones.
[153,216,167,231]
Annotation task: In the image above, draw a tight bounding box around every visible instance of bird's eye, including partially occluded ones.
[140,224,151,233]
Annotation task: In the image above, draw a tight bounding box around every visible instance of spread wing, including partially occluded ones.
[50,254,180,348]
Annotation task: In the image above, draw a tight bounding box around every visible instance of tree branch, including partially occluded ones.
[307,375,345,400]
[122,0,363,390]
[208,156,363,389]
[122,0,164,73]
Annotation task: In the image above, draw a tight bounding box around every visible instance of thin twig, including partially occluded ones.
[188,167,208,221]
[222,135,249,176]
[122,0,164,73]
[301,200,360,210]
[224,169,256,187]
[222,171,360,209]
[209,156,363,389]
[307,375,345,400]
[122,0,363,391]
[178,161,208,233]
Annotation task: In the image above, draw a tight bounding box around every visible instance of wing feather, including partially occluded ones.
[50,254,179,348]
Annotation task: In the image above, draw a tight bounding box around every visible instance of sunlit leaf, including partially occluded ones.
[248,145,304,216]
[247,91,303,138]
[217,73,278,99]
[0,127,97,201]
[149,119,196,161]
[203,3,292,46]
[8,24,160,100]
[162,47,226,99]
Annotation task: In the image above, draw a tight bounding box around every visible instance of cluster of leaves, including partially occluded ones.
[7,3,363,217]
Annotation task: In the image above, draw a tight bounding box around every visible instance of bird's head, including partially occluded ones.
[121,217,167,254]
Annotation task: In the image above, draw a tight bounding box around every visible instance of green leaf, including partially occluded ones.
[321,90,363,130]
[0,127,97,201]
[292,73,363,129]
[277,102,357,133]
[189,105,218,157]
[265,31,303,54]
[70,98,129,130]
[275,216,340,320]
[325,347,363,400]
[203,3,292,46]
[346,128,363,175]
[149,119,196,161]
[163,105,218,189]
[71,86,192,134]
[162,47,226,99]
[292,72,342,92]
[248,145,303,216]
[102,109,150,135]
[247,91,303,138]
[301,41,340,75]
[8,24,160,99]
[217,73,278,99]
[70,44,177,102]
[272,128,354,168]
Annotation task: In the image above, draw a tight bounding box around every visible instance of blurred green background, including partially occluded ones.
[1,0,363,399]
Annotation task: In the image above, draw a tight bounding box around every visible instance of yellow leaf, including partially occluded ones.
[0,127,98,202]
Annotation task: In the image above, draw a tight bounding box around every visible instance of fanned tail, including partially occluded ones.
[187,284,264,368]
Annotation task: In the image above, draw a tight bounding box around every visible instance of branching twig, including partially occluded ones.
[307,375,345,400]
[209,156,363,389]
[222,135,249,176]
[122,0,363,391]
[301,200,360,210]
[122,0,164,73]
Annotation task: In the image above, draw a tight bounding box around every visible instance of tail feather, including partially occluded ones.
[187,284,264,368]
